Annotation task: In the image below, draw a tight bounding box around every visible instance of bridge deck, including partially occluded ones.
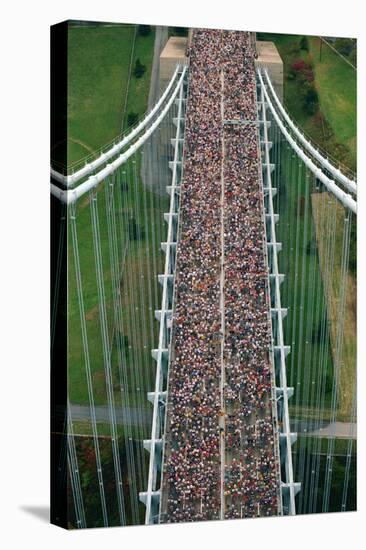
[160,29,280,523]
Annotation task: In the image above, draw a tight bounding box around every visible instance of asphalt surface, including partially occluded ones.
[69,404,151,427]
[292,420,357,439]
[142,26,171,196]
[148,26,168,109]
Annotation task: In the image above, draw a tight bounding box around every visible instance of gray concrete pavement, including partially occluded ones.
[292,420,356,439]
[148,26,168,109]
[69,404,151,427]
[142,26,171,196]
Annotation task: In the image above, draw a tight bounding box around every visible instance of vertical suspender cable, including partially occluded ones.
[67,403,87,528]
[90,188,126,525]
[341,383,356,510]
[105,173,140,523]
[69,201,109,526]
[51,203,66,355]
[322,205,351,512]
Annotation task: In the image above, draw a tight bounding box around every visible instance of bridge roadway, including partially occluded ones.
[160,29,281,523]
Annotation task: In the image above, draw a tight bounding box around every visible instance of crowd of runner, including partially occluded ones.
[161,28,280,524]
[222,32,280,519]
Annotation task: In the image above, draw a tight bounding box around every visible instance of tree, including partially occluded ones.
[291,59,307,72]
[115,332,129,354]
[300,36,309,51]
[138,24,151,36]
[306,239,315,255]
[127,111,138,127]
[303,99,318,116]
[128,217,144,241]
[289,42,300,55]
[335,37,354,57]
[133,58,146,78]
[305,86,319,104]
[172,26,188,37]
[349,47,357,67]
[291,59,314,82]
[302,84,319,115]
[286,69,296,81]
[349,222,357,274]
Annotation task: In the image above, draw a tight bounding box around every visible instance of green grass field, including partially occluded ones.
[122,30,155,128]
[257,33,357,171]
[309,37,356,168]
[52,24,157,172]
[64,25,165,525]
[262,34,357,512]
[66,24,136,169]
[260,31,357,421]
[68,150,168,409]
[65,23,167,415]
[63,27,356,520]
[293,436,356,513]
[274,145,335,419]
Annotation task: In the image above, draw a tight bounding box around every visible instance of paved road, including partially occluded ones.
[69,404,151,427]
[142,26,171,196]
[65,407,356,438]
[148,26,168,109]
[219,69,226,520]
[292,420,356,439]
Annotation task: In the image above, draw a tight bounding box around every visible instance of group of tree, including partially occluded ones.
[288,59,319,116]
[302,84,319,115]
[68,438,129,527]
[288,59,314,82]
[137,24,151,36]
[300,35,309,52]
[314,447,356,512]
[334,37,357,66]
[171,26,188,37]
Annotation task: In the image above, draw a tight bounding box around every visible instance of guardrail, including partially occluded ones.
[256,118,283,516]
[51,68,187,206]
[259,78,300,514]
[139,70,187,524]
[263,69,356,195]
[257,70,356,215]
[51,66,181,188]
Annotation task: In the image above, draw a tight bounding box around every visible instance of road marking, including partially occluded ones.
[220,68,226,521]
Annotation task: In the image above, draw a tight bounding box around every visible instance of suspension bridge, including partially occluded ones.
[51,29,357,529]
